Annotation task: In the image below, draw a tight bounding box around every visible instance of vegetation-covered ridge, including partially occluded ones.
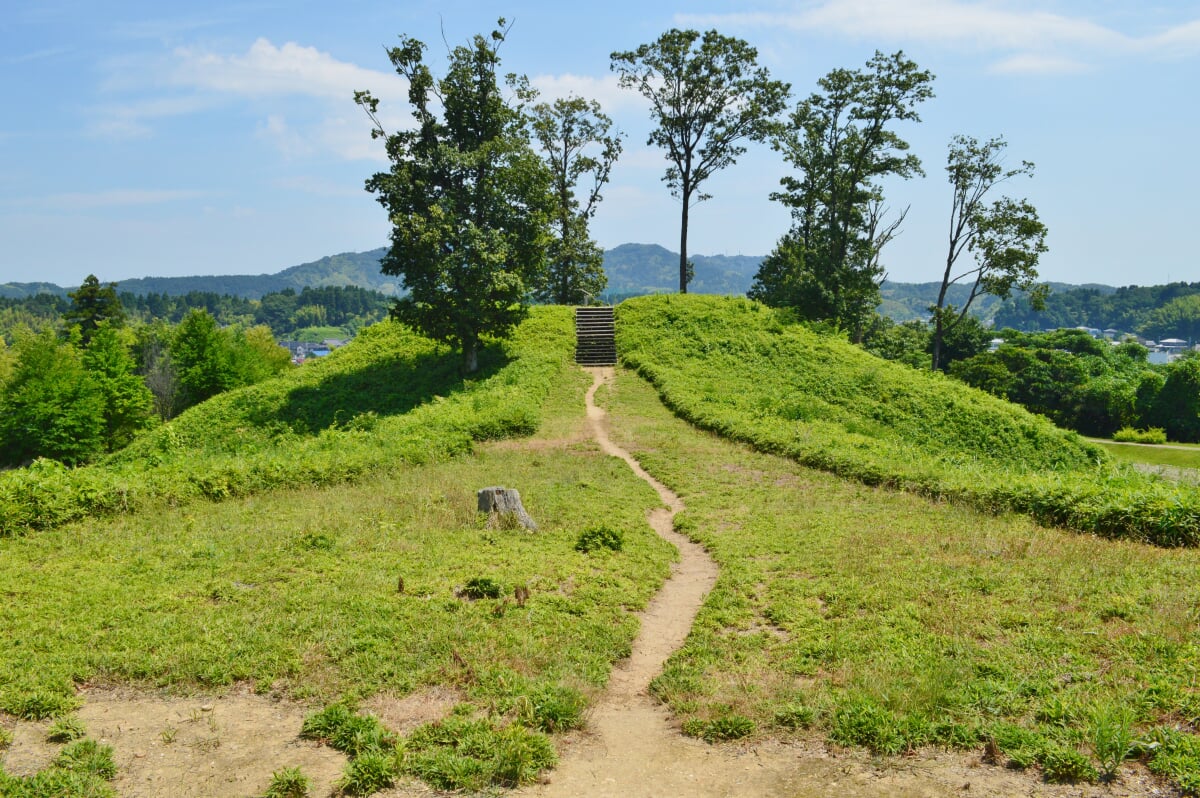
[616,294,1200,546]
[0,307,575,537]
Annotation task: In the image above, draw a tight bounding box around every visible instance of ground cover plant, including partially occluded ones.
[1096,439,1200,472]
[0,307,575,537]
[602,368,1200,791]
[0,322,676,792]
[616,294,1200,546]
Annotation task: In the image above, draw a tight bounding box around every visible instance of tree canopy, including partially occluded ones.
[751,51,933,339]
[356,20,553,372]
[611,29,788,292]
[529,95,623,305]
[930,135,1047,371]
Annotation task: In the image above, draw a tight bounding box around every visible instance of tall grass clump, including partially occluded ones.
[616,294,1200,546]
[0,308,574,537]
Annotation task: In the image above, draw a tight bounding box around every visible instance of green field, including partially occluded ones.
[3,296,1200,794]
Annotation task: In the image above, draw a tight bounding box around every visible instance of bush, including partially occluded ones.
[575,525,624,553]
[460,577,503,600]
[1113,426,1168,444]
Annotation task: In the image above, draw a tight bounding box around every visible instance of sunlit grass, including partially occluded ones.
[604,367,1200,788]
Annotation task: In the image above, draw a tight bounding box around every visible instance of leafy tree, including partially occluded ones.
[82,324,156,450]
[134,321,179,419]
[930,135,1047,370]
[0,328,105,466]
[752,51,933,339]
[232,325,293,384]
[64,275,125,345]
[1149,354,1200,442]
[356,19,553,372]
[529,95,622,304]
[611,29,789,292]
[172,309,238,409]
[932,311,992,368]
[861,314,930,369]
[1138,294,1200,343]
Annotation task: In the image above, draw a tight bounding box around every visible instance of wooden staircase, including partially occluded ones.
[574,306,616,366]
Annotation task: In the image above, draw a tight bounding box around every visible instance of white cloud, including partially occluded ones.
[170,38,406,101]
[677,1,1200,74]
[529,73,639,112]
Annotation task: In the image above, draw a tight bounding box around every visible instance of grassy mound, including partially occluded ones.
[0,308,572,537]
[617,294,1200,545]
[603,368,1200,793]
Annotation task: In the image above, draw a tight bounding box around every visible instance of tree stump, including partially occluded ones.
[476,486,538,531]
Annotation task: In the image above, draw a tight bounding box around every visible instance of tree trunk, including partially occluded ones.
[463,339,478,374]
[679,189,690,294]
[477,486,538,530]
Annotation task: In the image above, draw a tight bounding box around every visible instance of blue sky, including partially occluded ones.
[2,0,1198,288]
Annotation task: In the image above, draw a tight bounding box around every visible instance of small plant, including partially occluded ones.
[681,713,755,743]
[160,726,178,745]
[337,750,398,796]
[264,766,311,798]
[773,703,815,730]
[575,524,624,553]
[1091,704,1136,781]
[1113,426,1168,444]
[297,530,336,551]
[1039,743,1097,783]
[459,577,502,600]
[301,703,396,756]
[6,691,78,720]
[0,727,13,749]
[403,716,556,790]
[518,684,588,732]
[53,738,118,780]
[46,715,87,743]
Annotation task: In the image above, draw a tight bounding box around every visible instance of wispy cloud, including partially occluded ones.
[676,0,1200,74]
[38,189,211,210]
[4,47,73,65]
[529,73,639,112]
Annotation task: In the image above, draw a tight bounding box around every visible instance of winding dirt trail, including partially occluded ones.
[516,369,868,797]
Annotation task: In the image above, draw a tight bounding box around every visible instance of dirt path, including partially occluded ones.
[517,368,1164,798]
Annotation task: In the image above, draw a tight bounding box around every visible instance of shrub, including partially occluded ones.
[575,525,624,553]
[460,577,503,600]
[46,715,87,743]
[1039,744,1097,783]
[1113,426,1168,444]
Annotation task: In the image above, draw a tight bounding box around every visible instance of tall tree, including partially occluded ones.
[529,95,623,305]
[751,51,933,338]
[611,29,789,293]
[82,324,156,451]
[930,135,1047,371]
[65,274,125,345]
[355,20,553,372]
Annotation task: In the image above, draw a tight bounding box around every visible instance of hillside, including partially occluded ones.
[617,294,1200,546]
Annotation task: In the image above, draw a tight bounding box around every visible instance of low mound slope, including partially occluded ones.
[0,308,574,536]
[617,294,1200,545]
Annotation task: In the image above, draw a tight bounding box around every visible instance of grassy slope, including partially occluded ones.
[604,368,1200,790]
[617,294,1200,546]
[1,310,569,536]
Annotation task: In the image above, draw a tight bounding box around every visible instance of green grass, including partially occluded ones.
[1095,440,1200,471]
[0,308,575,537]
[616,294,1200,546]
[602,367,1200,790]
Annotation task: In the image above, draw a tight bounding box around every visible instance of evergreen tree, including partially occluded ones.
[64,275,125,345]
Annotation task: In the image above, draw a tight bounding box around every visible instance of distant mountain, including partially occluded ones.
[3,245,1117,330]
[600,243,762,297]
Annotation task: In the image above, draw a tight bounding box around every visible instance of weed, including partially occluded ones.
[402,716,555,790]
[575,524,624,553]
[0,728,11,750]
[773,703,815,730]
[263,766,311,798]
[517,684,587,733]
[45,715,87,743]
[829,697,908,755]
[160,726,177,745]
[337,750,398,796]
[459,577,502,600]
[1090,704,1135,781]
[1039,743,1097,783]
[5,692,78,720]
[53,738,118,780]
